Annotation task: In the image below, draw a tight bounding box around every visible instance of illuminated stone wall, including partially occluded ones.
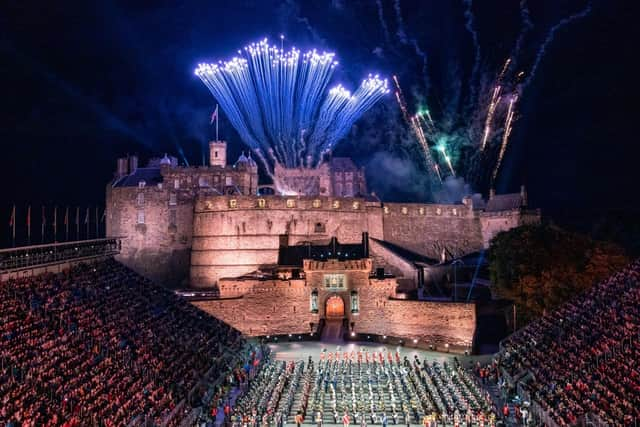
[381,202,484,260]
[192,264,476,352]
[190,195,384,287]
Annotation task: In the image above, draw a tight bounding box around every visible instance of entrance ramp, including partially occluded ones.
[321,319,344,343]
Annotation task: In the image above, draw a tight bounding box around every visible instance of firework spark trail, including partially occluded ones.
[492,94,518,181]
[393,76,441,182]
[480,85,502,151]
[393,0,408,44]
[195,39,388,172]
[375,0,392,44]
[512,0,533,62]
[463,0,481,104]
[524,2,592,87]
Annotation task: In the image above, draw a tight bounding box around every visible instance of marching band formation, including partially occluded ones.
[230,348,497,426]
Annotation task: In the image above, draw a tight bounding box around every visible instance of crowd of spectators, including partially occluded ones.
[496,259,640,425]
[0,258,244,426]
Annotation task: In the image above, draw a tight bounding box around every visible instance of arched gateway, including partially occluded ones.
[325,294,345,318]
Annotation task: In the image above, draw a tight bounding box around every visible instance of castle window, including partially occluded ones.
[213,175,219,183]
[436,207,442,216]
[310,289,319,313]
[225,176,232,186]
[169,210,177,226]
[332,200,340,209]
[173,179,180,189]
[452,208,458,216]
[286,199,296,208]
[383,206,389,214]
[401,207,408,215]
[312,199,321,208]
[137,210,145,224]
[324,274,346,289]
[419,207,425,215]
[257,198,266,208]
[137,193,144,206]
[198,177,208,187]
[214,151,218,158]
[345,182,353,195]
[138,180,146,188]
[352,201,360,210]
[229,199,237,208]
[314,222,325,233]
[169,193,177,206]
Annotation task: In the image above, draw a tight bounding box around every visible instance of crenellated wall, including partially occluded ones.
[192,270,476,352]
[381,202,484,260]
[190,195,384,287]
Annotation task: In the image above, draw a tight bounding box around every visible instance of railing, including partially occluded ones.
[0,238,122,272]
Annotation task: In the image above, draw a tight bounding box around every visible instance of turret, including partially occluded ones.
[209,140,227,167]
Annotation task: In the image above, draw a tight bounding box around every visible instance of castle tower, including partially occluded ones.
[209,140,227,167]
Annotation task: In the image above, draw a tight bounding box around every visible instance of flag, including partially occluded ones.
[64,206,69,241]
[41,206,46,242]
[210,105,218,125]
[27,205,31,236]
[53,206,58,239]
[9,204,15,243]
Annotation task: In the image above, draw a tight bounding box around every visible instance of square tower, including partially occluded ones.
[209,140,227,167]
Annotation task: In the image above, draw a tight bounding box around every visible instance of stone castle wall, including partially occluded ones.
[381,202,484,260]
[190,195,384,287]
[106,184,193,287]
[192,279,320,336]
[479,209,541,247]
[192,274,476,351]
[354,287,476,349]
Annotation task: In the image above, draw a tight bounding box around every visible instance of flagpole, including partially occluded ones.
[27,205,31,245]
[95,206,99,238]
[65,206,69,242]
[53,206,57,243]
[41,206,46,244]
[10,204,16,247]
[85,207,89,239]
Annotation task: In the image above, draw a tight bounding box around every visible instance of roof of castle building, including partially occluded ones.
[370,238,440,265]
[485,193,523,212]
[330,157,359,172]
[113,167,163,188]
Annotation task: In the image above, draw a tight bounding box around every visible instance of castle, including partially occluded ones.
[106,141,540,352]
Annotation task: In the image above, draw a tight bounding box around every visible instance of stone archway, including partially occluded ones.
[325,294,345,318]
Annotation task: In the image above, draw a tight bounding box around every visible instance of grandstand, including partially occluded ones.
[494,259,640,425]
[0,258,251,426]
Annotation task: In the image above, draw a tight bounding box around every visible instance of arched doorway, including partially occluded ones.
[325,294,345,318]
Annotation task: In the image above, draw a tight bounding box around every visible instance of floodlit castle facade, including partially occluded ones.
[106,141,539,352]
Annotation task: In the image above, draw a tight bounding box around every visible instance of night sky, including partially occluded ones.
[0,0,637,247]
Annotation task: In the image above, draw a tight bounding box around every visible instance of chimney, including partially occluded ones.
[520,185,528,207]
[128,155,138,173]
[116,157,129,178]
[209,140,227,167]
[489,188,496,200]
